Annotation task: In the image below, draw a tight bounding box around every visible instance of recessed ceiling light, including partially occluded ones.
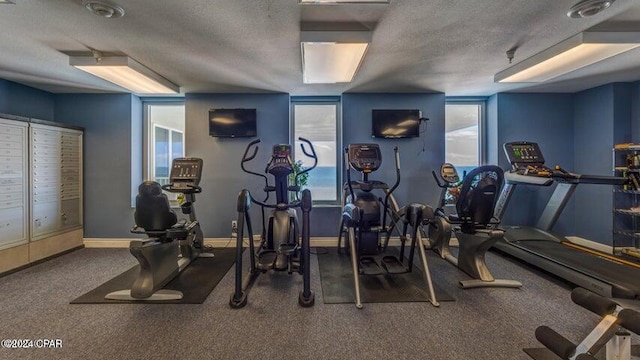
[299,0,389,4]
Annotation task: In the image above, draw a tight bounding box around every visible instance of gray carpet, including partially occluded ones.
[0,246,638,360]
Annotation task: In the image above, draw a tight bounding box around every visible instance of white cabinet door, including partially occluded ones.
[0,119,28,250]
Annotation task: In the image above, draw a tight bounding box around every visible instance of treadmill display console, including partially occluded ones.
[169,158,203,189]
[504,142,545,165]
[348,144,382,173]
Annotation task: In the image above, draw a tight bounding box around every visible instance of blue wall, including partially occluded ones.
[185,93,291,238]
[55,94,138,238]
[184,92,446,238]
[492,93,575,235]
[3,76,639,244]
[0,79,55,121]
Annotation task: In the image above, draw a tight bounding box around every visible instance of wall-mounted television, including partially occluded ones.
[209,108,257,138]
[371,109,421,139]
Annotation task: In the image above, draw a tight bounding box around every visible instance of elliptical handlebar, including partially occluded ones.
[432,170,445,188]
[295,137,318,184]
[345,147,355,204]
[382,146,401,227]
[240,138,270,188]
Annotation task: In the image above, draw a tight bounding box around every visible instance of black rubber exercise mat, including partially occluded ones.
[70,248,235,304]
[317,249,455,304]
[523,346,640,360]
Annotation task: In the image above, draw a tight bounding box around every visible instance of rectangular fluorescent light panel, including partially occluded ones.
[0,0,16,3]
[70,56,179,94]
[301,30,371,84]
[299,0,389,4]
[495,32,640,83]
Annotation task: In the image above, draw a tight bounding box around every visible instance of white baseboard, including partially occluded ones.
[83,236,437,249]
[565,236,613,255]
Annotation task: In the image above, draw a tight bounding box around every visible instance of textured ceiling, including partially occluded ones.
[0,0,639,96]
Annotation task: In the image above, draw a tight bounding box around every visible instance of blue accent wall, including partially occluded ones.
[185,93,291,238]
[342,93,445,207]
[631,81,640,143]
[493,93,575,235]
[54,94,137,238]
[0,79,55,121]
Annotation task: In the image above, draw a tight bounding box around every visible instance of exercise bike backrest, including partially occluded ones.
[241,137,318,207]
[456,165,504,232]
[135,181,178,234]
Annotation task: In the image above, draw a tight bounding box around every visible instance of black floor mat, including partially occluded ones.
[71,248,236,304]
[317,249,455,304]
[524,345,640,360]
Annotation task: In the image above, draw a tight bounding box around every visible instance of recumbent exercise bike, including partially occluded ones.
[229,138,317,308]
[105,157,213,301]
[427,163,521,289]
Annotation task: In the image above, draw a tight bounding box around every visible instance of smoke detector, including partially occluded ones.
[567,0,615,18]
[82,0,125,19]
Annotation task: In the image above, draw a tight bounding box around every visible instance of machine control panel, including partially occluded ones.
[504,142,545,166]
[268,144,293,174]
[169,158,203,189]
[348,144,382,173]
[440,163,459,184]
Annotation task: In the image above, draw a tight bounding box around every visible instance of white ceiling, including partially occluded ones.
[1,0,639,96]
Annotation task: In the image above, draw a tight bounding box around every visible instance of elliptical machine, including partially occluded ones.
[106,157,214,301]
[338,144,439,309]
[229,138,317,308]
[427,164,521,289]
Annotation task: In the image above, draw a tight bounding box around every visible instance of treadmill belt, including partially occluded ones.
[513,240,640,297]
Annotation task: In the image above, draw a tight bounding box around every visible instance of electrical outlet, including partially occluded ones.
[231,220,238,237]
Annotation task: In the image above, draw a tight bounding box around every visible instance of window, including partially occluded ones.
[291,98,341,204]
[144,102,185,188]
[445,101,484,176]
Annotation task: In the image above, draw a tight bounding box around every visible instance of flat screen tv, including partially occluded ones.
[371,109,421,139]
[209,108,257,138]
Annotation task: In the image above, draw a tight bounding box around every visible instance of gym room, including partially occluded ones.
[0,0,639,359]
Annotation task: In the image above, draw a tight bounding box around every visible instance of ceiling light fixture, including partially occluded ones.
[495,31,640,83]
[567,0,615,18]
[299,0,389,4]
[0,0,16,4]
[82,0,125,19]
[301,30,371,84]
[69,52,179,94]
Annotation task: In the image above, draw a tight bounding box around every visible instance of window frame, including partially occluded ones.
[142,100,186,183]
[290,96,342,206]
[444,98,487,167]
[142,100,186,205]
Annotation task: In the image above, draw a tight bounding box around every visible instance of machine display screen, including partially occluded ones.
[273,144,291,157]
[504,142,545,165]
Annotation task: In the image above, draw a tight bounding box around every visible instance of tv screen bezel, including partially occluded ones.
[371,109,421,139]
[208,108,257,138]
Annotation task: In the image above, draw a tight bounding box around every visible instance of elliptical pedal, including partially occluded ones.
[257,250,277,270]
[359,256,384,275]
[380,255,407,274]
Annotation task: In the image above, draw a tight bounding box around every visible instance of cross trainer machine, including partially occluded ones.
[106,157,214,301]
[427,163,522,288]
[493,141,639,300]
[229,138,317,308]
[530,288,640,360]
[338,144,439,309]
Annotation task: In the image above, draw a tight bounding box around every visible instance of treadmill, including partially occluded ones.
[493,141,640,301]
